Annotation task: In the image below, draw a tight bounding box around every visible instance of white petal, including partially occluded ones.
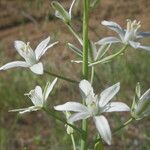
[35,37,58,60]
[29,62,43,75]
[0,61,29,70]
[94,115,112,145]
[9,106,40,114]
[99,83,120,107]
[79,80,94,99]
[68,112,90,123]
[140,88,150,102]
[96,37,121,45]
[138,45,150,52]
[137,32,150,38]
[101,20,125,39]
[35,37,50,60]
[129,41,150,51]
[14,40,27,58]
[129,41,141,49]
[105,102,130,112]
[43,78,57,101]
[25,86,43,107]
[54,102,88,112]
[35,86,43,99]
[37,41,58,60]
[71,60,83,63]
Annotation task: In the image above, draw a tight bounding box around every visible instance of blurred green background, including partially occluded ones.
[0,0,150,149]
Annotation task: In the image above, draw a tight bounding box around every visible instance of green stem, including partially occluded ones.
[90,66,95,84]
[81,0,90,150]
[44,70,79,84]
[99,137,104,150]
[43,107,85,136]
[66,23,83,45]
[71,134,77,150]
[113,118,134,134]
[89,45,128,67]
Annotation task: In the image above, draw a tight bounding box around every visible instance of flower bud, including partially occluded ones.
[51,1,71,24]
[131,86,150,120]
[65,112,74,135]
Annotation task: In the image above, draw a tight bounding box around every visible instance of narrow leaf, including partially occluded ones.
[68,43,83,57]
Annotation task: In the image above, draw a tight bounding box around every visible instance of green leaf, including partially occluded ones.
[68,43,83,57]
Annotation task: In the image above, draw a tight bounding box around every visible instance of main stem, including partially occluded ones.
[81,0,89,149]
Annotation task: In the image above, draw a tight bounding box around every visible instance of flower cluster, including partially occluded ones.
[0,0,150,147]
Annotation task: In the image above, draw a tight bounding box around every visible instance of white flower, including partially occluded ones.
[54,80,130,145]
[0,37,58,74]
[96,20,150,51]
[9,78,57,114]
[132,88,150,120]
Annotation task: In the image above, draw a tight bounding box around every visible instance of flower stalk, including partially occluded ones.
[81,0,90,149]
[44,70,79,84]
[71,134,77,150]
[89,45,128,66]
[66,23,83,45]
[113,118,134,134]
[43,107,86,137]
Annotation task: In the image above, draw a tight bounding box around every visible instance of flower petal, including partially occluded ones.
[9,106,41,114]
[129,41,150,51]
[94,115,112,145]
[105,102,130,112]
[79,80,94,99]
[0,61,29,70]
[96,37,121,45]
[54,102,88,112]
[29,62,43,75]
[43,78,57,101]
[137,32,150,38]
[79,80,95,105]
[68,112,90,122]
[129,41,141,49]
[33,86,43,106]
[14,40,27,58]
[140,88,150,102]
[35,37,50,60]
[138,45,150,52]
[101,20,125,39]
[71,60,83,63]
[25,86,43,107]
[99,82,120,107]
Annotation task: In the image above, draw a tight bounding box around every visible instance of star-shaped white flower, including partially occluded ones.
[9,78,57,114]
[54,80,130,145]
[0,37,58,74]
[132,88,150,120]
[96,20,150,51]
